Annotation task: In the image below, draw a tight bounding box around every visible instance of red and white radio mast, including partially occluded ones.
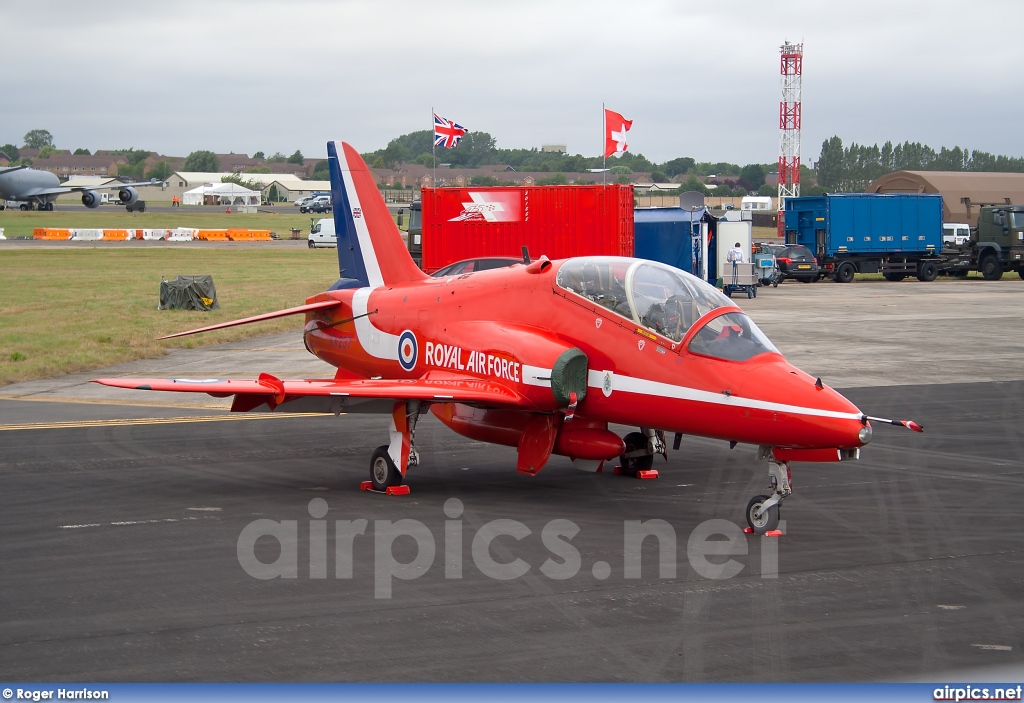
[778,41,803,238]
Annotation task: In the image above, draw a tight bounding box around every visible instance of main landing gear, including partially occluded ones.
[367,400,423,492]
[619,428,667,476]
[745,447,792,535]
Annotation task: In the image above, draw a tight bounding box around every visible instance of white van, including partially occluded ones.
[740,196,773,211]
[942,222,971,246]
[307,218,337,248]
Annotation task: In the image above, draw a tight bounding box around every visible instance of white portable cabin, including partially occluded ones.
[740,196,773,211]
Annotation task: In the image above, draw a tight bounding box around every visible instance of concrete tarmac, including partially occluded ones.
[1,278,1023,681]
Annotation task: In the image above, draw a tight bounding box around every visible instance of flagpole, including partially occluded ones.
[602,102,606,187]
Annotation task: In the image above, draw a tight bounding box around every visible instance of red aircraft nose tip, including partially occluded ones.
[736,360,867,449]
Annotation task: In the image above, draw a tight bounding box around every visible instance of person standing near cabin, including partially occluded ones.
[727,242,745,285]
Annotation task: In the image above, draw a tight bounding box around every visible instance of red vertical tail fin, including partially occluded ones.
[328,141,427,287]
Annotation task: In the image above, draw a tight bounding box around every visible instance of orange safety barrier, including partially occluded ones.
[33,228,72,240]
[196,229,229,241]
[226,229,273,241]
[101,229,131,241]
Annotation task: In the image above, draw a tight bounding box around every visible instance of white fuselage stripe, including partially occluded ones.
[586,370,862,421]
[521,364,553,387]
[336,149,384,288]
[352,288,399,360]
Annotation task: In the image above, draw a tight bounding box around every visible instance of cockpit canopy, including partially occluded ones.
[556,257,778,362]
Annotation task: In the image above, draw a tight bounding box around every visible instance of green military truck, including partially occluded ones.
[969,205,1024,280]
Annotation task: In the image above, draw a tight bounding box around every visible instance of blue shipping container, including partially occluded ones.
[634,207,705,276]
[785,193,943,256]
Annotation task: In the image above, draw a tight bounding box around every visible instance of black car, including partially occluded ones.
[300,196,332,214]
[430,257,520,277]
[768,244,820,283]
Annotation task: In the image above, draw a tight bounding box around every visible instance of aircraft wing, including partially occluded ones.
[21,179,163,198]
[92,371,528,413]
[63,178,162,193]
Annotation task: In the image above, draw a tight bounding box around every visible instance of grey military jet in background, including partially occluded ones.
[0,165,162,211]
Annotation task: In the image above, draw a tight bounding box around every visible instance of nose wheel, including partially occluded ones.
[746,495,779,533]
[746,449,792,535]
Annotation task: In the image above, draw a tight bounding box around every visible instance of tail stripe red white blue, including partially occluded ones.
[327,141,427,288]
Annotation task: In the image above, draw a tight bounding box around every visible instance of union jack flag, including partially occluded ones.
[433,113,468,149]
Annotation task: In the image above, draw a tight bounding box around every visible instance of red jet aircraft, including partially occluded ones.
[95,141,921,534]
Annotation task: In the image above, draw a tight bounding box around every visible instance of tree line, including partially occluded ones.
[816,135,1024,192]
[10,127,1024,196]
[1,129,317,182]
[368,129,778,194]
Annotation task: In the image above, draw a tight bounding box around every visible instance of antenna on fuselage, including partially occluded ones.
[521,246,531,265]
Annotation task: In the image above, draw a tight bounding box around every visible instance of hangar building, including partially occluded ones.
[868,171,1024,226]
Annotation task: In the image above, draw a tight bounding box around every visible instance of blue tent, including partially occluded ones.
[634,207,709,279]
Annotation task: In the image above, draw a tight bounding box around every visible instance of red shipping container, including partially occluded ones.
[420,185,634,273]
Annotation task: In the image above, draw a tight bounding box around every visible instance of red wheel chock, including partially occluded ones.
[360,481,411,496]
[743,527,783,537]
[610,465,659,479]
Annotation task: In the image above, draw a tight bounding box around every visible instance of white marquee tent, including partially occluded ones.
[182,182,260,206]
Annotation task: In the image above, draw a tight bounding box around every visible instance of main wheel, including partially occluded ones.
[916,261,938,282]
[835,262,856,284]
[369,445,403,491]
[981,254,1003,281]
[746,494,780,535]
[620,432,653,477]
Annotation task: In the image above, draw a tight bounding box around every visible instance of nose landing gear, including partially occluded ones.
[746,448,792,535]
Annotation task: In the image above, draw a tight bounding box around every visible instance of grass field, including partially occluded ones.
[0,209,322,239]
[0,248,340,386]
[752,226,780,241]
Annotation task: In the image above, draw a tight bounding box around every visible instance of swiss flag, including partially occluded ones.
[604,108,632,158]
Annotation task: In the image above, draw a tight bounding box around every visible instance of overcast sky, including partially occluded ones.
[4,0,1023,166]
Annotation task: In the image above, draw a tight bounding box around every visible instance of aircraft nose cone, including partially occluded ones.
[735,359,867,449]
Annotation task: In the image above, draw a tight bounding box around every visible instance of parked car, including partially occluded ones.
[294,192,329,208]
[430,257,520,277]
[301,195,332,214]
[768,244,820,283]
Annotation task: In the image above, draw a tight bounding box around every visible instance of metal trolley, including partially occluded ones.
[722,262,759,299]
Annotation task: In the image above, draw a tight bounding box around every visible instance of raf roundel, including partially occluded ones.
[398,330,418,371]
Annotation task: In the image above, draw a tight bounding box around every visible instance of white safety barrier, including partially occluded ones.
[70,229,104,241]
[0,227,5,239]
[141,229,172,241]
[166,227,198,241]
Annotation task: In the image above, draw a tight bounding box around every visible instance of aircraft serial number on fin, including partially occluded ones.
[424,342,521,382]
